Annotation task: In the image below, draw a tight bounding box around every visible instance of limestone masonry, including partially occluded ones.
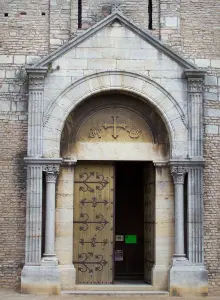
[0,0,220,296]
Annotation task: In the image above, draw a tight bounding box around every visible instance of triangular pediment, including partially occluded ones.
[30,12,197,70]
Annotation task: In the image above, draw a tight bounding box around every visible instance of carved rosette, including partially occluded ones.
[111,3,123,14]
[43,165,59,183]
[171,166,188,185]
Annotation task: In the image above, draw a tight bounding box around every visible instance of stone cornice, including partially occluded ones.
[62,159,77,166]
[169,159,204,168]
[26,67,48,75]
[154,161,169,168]
[24,157,63,165]
[185,69,206,79]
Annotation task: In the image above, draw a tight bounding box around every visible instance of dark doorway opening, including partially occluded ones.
[114,162,145,281]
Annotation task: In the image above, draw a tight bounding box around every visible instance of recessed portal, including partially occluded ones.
[114,162,145,281]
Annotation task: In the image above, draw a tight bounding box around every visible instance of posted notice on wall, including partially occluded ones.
[115,250,123,261]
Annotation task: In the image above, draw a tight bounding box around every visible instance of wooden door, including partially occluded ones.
[73,163,114,284]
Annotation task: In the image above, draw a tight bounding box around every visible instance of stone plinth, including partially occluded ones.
[169,265,208,296]
[21,265,61,295]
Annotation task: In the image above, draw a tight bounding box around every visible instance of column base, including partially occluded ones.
[169,264,208,296]
[59,265,76,290]
[21,265,61,295]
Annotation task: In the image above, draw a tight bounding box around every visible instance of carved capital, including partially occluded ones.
[171,166,188,185]
[43,165,59,183]
[26,68,47,90]
[188,78,203,93]
[29,74,45,90]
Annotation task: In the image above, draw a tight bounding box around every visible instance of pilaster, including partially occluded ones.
[26,68,47,157]
[25,164,43,265]
[185,70,205,158]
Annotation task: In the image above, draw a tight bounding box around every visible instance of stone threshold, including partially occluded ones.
[62,285,169,295]
[62,290,169,295]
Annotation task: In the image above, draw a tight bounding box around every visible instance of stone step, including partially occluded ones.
[62,290,169,295]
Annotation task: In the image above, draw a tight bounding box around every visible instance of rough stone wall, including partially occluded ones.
[70,0,150,32]
[0,56,28,288]
[0,0,49,289]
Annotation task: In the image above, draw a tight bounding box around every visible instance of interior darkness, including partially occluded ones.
[114,162,144,281]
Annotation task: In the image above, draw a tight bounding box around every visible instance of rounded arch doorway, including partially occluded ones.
[56,91,174,290]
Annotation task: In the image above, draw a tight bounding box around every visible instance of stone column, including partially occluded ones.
[171,166,187,260]
[42,165,59,262]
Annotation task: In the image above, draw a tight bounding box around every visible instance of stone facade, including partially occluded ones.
[0,0,220,296]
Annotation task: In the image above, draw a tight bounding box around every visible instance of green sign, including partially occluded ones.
[125,235,137,244]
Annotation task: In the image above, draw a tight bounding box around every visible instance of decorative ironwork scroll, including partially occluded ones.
[79,237,109,247]
[75,172,109,192]
[73,252,107,274]
[74,213,109,231]
[80,197,109,207]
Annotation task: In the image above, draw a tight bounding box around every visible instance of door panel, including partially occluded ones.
[73,163,114,284]
[144,163,155,284]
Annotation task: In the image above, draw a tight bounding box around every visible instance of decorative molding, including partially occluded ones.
[62,159,77,166]
[154,161,169,168]
[24,157,63,165]
[171,166,188,184]
[169,159,204,168]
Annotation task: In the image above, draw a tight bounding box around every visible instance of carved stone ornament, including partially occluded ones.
[43,165,59,183]
[95,116,141,139]
[29,74,45,89]
[111,3,123,14]
[171,166,188,185]
[188,78,203,93]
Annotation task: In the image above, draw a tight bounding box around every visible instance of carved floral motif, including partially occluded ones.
[171,166,188,184]
[43,165,59,183]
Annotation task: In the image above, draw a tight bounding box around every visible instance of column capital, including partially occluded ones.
[43,165,59,183]
[26,67,48,90]
[185,70,205,93]
[171,166,188,185]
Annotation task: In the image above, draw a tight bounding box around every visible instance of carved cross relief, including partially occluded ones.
[103,116,127,138]
[88,115,141,139]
